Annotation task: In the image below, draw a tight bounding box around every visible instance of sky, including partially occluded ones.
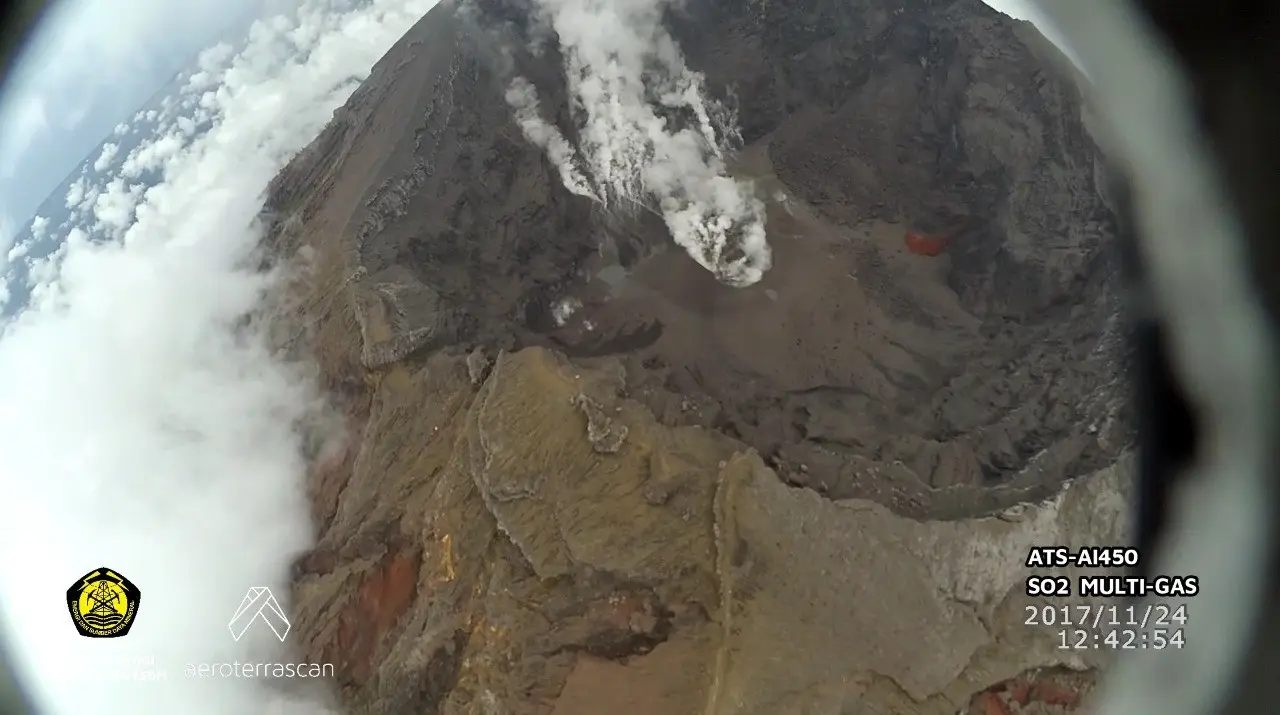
[0,0,1061,714]
[0,0,275,246]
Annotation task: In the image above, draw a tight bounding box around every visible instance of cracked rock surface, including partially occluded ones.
[267,0,1129,712]
[287,346,1128,714]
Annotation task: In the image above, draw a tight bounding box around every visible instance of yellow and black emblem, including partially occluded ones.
[65,567,141,638]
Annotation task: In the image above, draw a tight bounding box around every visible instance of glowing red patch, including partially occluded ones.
[904,231,947,257]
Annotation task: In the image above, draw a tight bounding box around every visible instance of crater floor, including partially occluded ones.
[265,0,1131,712]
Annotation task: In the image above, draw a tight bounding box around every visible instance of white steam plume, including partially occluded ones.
[0,0,435,714]
[505,0,772,287]
[505,77,598,200]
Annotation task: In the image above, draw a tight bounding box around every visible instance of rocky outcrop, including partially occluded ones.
[285,345,1128,714]
[265,0,1128,712]
[266,0,1125,520]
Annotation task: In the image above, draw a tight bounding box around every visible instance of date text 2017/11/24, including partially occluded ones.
[1025,603,1188,628]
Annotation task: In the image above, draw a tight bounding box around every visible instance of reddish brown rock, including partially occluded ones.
[904,231,948,257]
[970,670,1094,714]
[1009,679,1032,706]
[979,691,1010,715]
[321,540,422,684]
[1032,679,1082,709]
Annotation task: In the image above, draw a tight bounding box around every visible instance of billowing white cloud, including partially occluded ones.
[0,3,437,715]
[24,236,70,293]
[176,116,198,136]
[506,0,772,286]
[93,141,119,172]
[64,177,86,208]
[121,132,187,178]
[184,42,239,98]
[75,183,102,214]
[186,71,213,91]
[199,42,237,72]
[91,178,144,237]
[29,215,49,239]
[7,241,31,264]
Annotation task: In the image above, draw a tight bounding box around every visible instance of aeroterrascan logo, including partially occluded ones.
[229,587,291,642]
[66,567,141,638]
[201,587,334,681]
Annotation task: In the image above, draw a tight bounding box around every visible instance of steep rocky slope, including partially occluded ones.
[265,0,1130,712]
